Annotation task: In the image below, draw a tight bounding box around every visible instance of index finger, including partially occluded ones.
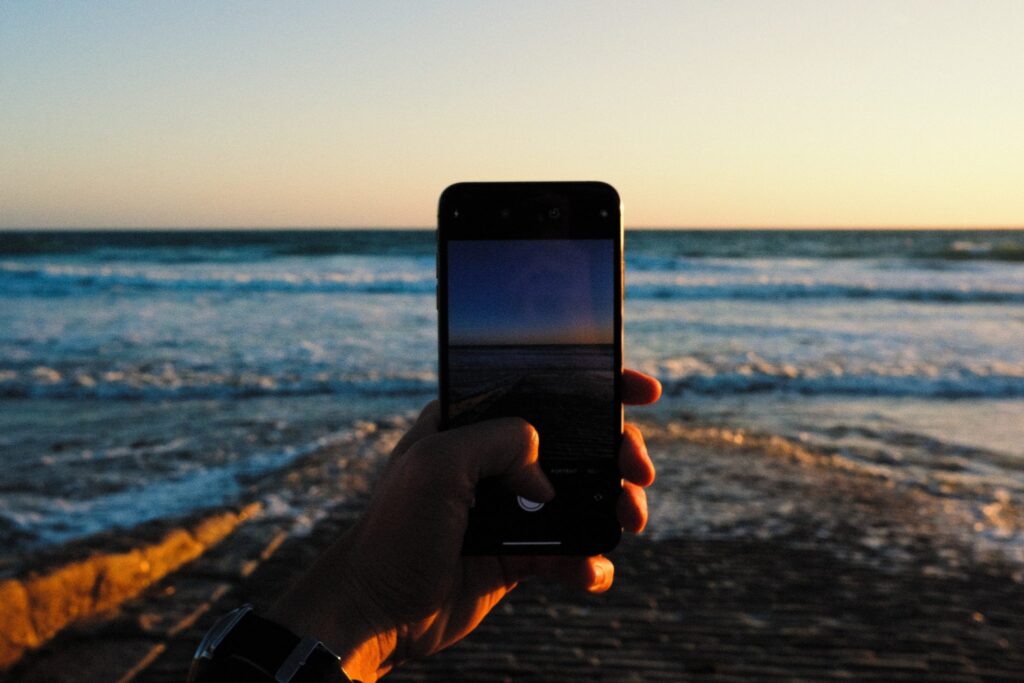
[392,400,441,457]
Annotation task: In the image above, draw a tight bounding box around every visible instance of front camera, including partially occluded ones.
[548,208,561,220]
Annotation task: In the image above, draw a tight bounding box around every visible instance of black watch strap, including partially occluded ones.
[191,606,352,683]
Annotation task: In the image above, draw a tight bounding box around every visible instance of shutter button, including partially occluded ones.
[516,497,544,512]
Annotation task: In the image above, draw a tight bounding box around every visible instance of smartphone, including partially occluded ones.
[437,181,623,555]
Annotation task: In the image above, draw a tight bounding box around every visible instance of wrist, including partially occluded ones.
[266,536,396,682]
[265,600,386,683]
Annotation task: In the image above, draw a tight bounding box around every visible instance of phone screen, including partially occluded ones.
[438,181,623,553]
[445,238,619,467]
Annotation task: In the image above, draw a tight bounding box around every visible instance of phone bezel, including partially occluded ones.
[437,181,624,555]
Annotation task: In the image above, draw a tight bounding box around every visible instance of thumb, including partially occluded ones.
[414,417,555,503]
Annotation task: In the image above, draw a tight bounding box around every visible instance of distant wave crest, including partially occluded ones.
[0,367,437,401]
[938,240,1024,262]
[0,262,435,296]
[627,281,1024,304]
[4,230,1024,262]
[5,261,1023,304]
[0,230,435,260]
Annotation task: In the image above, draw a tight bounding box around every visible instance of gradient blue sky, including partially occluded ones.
[2,1,1022,228]
[448,240,614,345]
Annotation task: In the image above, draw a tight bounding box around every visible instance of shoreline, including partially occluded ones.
[0,417,405,675]
[0,503,260,669]
[5,417,1023,680]
[640,420,1024,574]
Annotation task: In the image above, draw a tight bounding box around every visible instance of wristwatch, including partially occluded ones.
[189,604,357,682]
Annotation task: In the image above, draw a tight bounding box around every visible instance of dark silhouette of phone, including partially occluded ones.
[438,182,623,555]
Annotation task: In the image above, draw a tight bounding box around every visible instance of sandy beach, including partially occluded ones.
[5,416,1022,682]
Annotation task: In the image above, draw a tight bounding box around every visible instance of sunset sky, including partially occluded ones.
[1,1,1022,229]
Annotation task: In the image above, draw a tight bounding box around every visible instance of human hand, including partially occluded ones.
[268,369,661,682]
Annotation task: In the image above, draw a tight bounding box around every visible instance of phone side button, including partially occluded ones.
[516,496,545,512]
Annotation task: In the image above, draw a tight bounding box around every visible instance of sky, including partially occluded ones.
[448,240,614,345]
[1,1,1022,229]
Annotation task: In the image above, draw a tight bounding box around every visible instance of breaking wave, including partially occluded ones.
[5,260,1023,305]
[646,356,1024,399]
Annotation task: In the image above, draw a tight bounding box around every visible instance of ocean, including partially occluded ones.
[1,229,1022,565]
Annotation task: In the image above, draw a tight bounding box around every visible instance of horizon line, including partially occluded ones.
[2,225,1023,232]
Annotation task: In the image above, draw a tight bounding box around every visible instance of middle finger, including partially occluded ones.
[619,423,655,486]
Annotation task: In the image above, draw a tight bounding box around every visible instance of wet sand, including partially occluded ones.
[5,419,1023,681]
